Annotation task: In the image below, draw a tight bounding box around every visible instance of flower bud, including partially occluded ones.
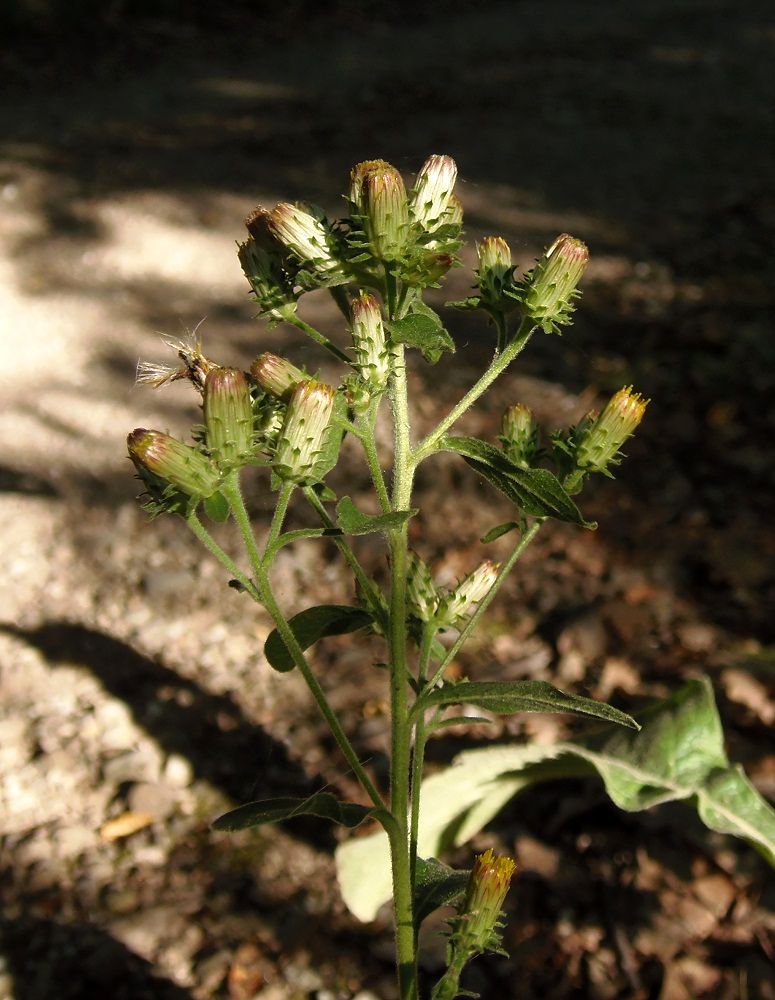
[250,352,305,401]
[350,291,390,389]
[350,160,409,261]
[268,202,342,278]
[455,849,517,955]
[500,403,538,469]
[477,236,514,307]
[203,367,254,469]
[272,379,337,483]
[520,234,589,333]
[575,386,648,473]
[437,560,500,626]
[127,429,220,498]
[409,154,458,231]
[406,552,438,622]
[238,237,297,320]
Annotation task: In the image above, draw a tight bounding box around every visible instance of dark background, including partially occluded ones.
[1,2,774,998]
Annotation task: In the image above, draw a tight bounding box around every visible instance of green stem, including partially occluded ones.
[423,519,544,695]
[414,317,536,463]
[409,621,436,894]
[263,481,294,566]
[431,952,467,1000]
[360,396,391,513]
[185,509,260,602]
[288,315,351,364]
[387,341,419,1000]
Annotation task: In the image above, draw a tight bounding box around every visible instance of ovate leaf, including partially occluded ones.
[480,521,519,543]
[336,496,416,535]
[414,857,470,925]
[386,312,455,364]
[214,792,373,831]
[264,604,374,672]
[203,490,230,523]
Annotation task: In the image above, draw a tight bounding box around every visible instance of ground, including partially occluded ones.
[0,3,774,998]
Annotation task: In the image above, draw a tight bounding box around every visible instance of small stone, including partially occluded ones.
[128,781,177,820]
[57,824,97,858]
[163,753,194,788]
[677,621,717,653]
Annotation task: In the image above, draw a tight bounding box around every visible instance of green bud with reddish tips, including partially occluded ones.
[409,154,458,232]
[406,552,439,622]
[272,379,337,483]
[519,233,589,333]
[268,202,343,279]
[350,160,409,261]
[437,560,500,627]
[575,386,648,474]
[456,848,517,955]
[250,352,306,401]
[203,367,255,469]
[127,429,220,498]
[350,291,389,390]
[477,236,515,308]
[500,403,538,469]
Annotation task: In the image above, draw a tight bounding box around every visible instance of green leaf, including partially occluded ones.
[336,496,417,535]
[441,436,593,527]
[414,857,470,926]
[310,391,348,482]
[264,604,374,673]
[336,678,775,921]
[386,312,455,364]
[414,679,639,730]
[203,490,230,523]
[213,792,373,831]
[480,521,519,544]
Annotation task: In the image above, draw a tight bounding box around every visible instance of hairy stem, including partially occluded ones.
[288,314,351,364]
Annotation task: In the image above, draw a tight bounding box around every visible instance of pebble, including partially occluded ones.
[163,752,194,788]
[127,781,178,820]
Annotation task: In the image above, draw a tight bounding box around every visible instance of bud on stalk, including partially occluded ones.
[406,552,438,622]
[520,234,589,333]
[203,368,254,469]
[250,352,306,401]
[350,160,409,261]
[238,237,297,321]
[409,154,458,231]
[437,560,500,626]
[268,202,342,278]
[575,386,648,473]
[350,291,390,389]
[457,849,517,953]
[477,236,514,307]
[127,429,220,498]
[272,379,337,483]
[500,403,538,468]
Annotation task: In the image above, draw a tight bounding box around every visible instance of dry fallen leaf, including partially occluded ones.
[100,811,154,841]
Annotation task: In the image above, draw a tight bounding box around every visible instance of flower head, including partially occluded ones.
[437,560,500,627]
[406,552,439,622]
[519,234,589,333]
[350,291,390,390]
[250,352,306,401]
[349,160,409,261]
[272,379,337,483]
[268,202,343,280]
[409,154,458,232]
[477,236,515,307]
[203,367,255,469]
[575,386,648,473]
[127,429,220,499]
[500,403,538,468]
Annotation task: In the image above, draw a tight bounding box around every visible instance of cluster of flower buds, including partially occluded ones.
[476,237,516,311]
[436,560,500,627]
[272,379,337,483]
[500,403,539,469]
[574,386,648,474]
[517,234,589,334]
[349,291,390,392]
[448,849,517,961]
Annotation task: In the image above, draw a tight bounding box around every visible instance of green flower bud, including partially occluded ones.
[409,154,458,231]
[500,403,538,469]
[238,236,297,321]
[437,560,500,627]
[406,552,439,622]
[250,352,305,401]
[575,386,648,473]
[203,367,255,469]
[519,233,589,333]
[127,429,220,498]
[273,379,337,483]
[454,848,517,956]
[268,202,342,279]
[350,160,409,261]
[477,236,514,307]
[350,291,389,389]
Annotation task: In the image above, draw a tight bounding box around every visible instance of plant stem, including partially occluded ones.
[409,621,436,893]
[223,472,385,812]
[414,317,536,463]
[431,952,467,1000]
[360,396,391,513]
[387,341,419,1000]
[424,519,544,694]
[288,314,351,364]
[263,481,294,565]
[185,510,260,601]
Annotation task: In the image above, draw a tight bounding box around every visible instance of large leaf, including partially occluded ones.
[336,496,416,535]
[336,678,775,921]
[414,679,638,730]
[441,436,592,527]
[264,604,374,672]
[386,309,455,364]
[213,792,373,831]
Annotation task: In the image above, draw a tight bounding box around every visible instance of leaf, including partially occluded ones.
[336,496,417,535]
[264,604,374,673]
[336,678,775,921]
[386,312,455,364]
[441,436,593,527]
[203,490,230,523]
[413,857,470,925]
[310,391,348,482]
[480,521,519,543]
[213,792,373,831]
[414,680,639,730]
